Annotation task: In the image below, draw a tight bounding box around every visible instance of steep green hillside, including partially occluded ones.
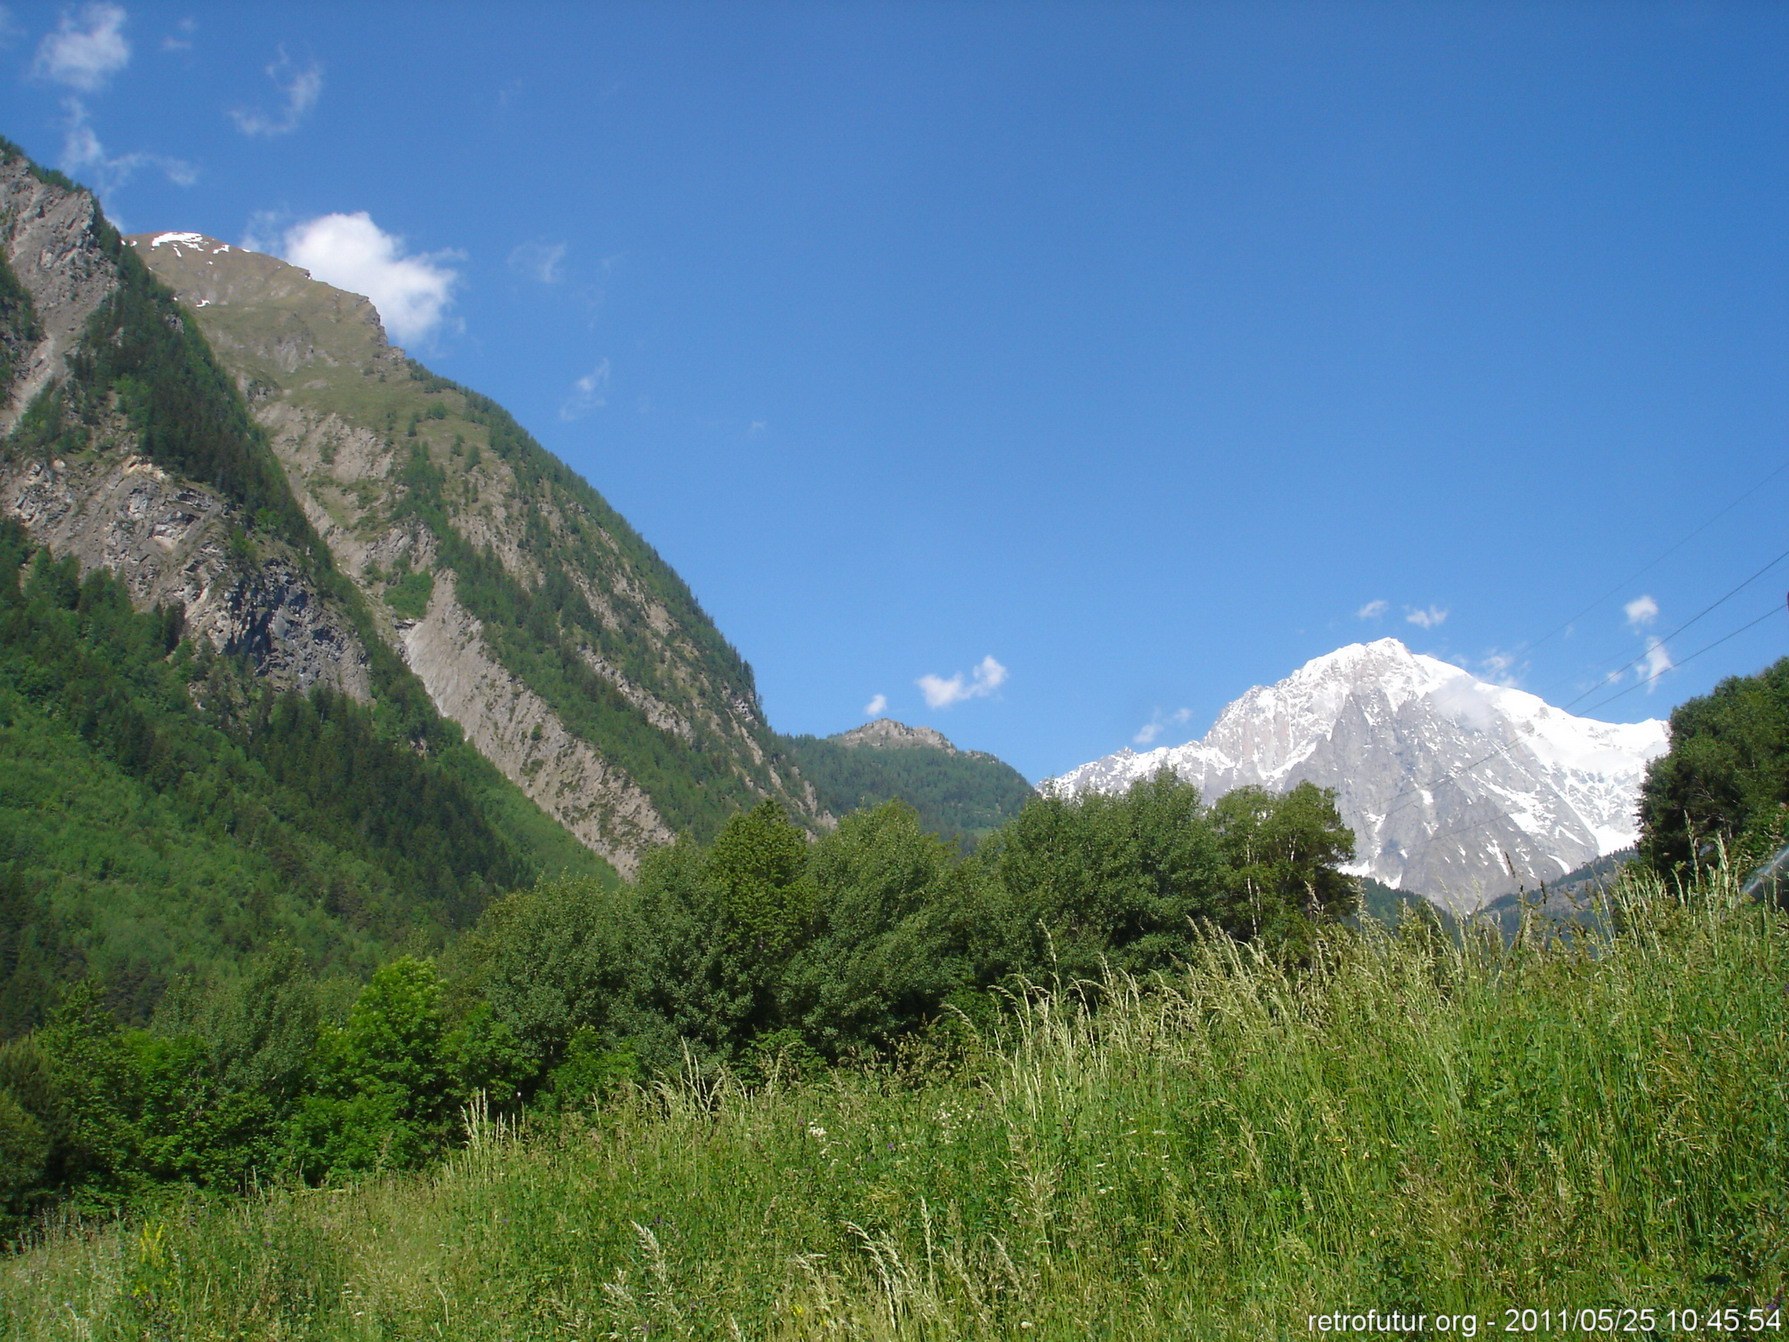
[0,521,604,1034]
[779,720,1035,845]
[0,143,610,1029]
[131,232,818,865]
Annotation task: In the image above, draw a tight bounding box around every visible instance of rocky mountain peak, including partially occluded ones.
[833,719,960,754]
[124,232,398,378]
[121,222,821,872]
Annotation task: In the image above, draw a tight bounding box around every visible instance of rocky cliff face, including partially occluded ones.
[1049,639,1668,912]
[0,154,370,699]
[127,228,818,872]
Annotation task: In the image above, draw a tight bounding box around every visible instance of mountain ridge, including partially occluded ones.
[125,227,821,870]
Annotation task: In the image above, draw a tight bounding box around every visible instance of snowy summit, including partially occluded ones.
[1048,639,1668,912]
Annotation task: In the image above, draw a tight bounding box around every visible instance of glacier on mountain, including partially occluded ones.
[1046,639,1668,912]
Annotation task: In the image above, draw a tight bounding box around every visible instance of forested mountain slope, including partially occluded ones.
[0,524,603,1031]
[778,718,1035,846]
[0,140,614,1030]
[129,230,819,868]
[0,136,832,1029]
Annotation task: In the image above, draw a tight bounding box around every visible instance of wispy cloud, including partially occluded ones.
[1476,649,1522,688]
[1624,594,1659,631]
[160,16,194,53]
[864,693,887,717]
[917,655,1007,710]
[56,96,196,197]
[34,2,129,91]
[1638,636,1673,692]
[1405,604,1448,630]
[1133,705,1193,747]
[230,47,322,137]
[560,359,611,420]
[29,2,185,204]
[508,240,568,284]
[1356,599,1388,620]
[273,213,460,346]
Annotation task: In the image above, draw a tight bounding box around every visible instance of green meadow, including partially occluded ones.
[2,864,1782,1340]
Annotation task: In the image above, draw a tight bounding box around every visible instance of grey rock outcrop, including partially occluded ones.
[0,165,370,699]
[835,719,962,753]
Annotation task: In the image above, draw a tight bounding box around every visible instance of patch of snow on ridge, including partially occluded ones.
[150,232,208,250]
[1046,638,1668,911]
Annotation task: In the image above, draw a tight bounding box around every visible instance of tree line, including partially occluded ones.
[0,771,1356,1234]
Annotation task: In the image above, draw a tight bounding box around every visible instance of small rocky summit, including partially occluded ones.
[834,719,960,754]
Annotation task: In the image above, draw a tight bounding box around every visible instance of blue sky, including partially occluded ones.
[5,2,1787,782]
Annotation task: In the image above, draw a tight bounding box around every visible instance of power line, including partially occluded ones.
[1568,599,1785,720]
[1389,599,1789,869]
[1339,461,1789,883]
[1554,542,1789,714]
[1374,545,1789,826]
[1512,455,1789,666]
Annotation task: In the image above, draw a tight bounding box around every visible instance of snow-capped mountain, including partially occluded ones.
[1047,639,1669,912]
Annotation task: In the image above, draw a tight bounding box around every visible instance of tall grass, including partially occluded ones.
[3,866,1783,1339]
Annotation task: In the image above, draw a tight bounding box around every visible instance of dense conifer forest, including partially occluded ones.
[777,730,1038,847]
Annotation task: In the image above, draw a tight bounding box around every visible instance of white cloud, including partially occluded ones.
[1405,604,1448,630]
[864,693,887,717]
[35,3,129,92]
[1476,649,1522,688]
[1356,599,1388,620]
[275,212,460,346]
[160,16,194,53]
[230,47,322,137]
[560,359,611,421]
[1624,594,1659,631]
[1133,706,1193,747]
[56,96,196,197]
[917,655,1007,710]
[1638,636,1674,692]
[508,240,567,284]
[30,5,185,205]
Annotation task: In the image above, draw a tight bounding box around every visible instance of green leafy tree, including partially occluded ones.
[784,801,974,1059]
[633,801,815,1061]
[1639,657,1789,884]
[286,957,456,1178]
[990,770,1228,981]
[450,877,642,1089]
[1209,782,1358,948]
[0,1088,48,1235]
[991,772,1356,980]
[26,981,144,1210]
